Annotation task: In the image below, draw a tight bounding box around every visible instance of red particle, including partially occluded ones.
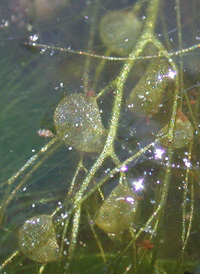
[86,90,96,97]
[177,109,188,122]
[136,240,154,250]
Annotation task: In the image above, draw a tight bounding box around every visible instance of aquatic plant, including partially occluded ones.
[0,0,200,273]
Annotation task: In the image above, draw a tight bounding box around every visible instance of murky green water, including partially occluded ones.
[0,0,200,273]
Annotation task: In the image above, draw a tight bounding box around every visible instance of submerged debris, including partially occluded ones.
[37,129,54,138]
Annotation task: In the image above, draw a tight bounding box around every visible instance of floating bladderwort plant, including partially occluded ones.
[0,0,200,273]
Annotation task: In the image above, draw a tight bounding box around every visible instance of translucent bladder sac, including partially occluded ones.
[99,10,142,56]
[126,57,173,116]
[158,110,194,149]
[18,215,59,263]
[94,184,138,234]
[54,93,106,153]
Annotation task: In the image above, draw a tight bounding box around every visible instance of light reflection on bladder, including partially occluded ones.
[131,178,144,191]
[154,147,165,159]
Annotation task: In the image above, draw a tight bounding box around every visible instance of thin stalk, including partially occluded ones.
[0,137,61,226]
[93,49,111,91]
[150,54,180,274]
[28,42,200,61]
[0,250,20,271]
[86,209,107,263]
[39,264,46,274]
[67,206,81,263]
[174,142,194,273]
[175,0,184,107]
[83,0,100,92]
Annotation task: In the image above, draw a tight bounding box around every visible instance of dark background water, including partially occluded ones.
[0,0,200,273]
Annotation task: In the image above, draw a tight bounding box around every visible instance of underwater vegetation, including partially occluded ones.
[0,0,200,273]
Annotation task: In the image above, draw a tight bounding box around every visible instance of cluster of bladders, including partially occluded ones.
[18,9,194,263]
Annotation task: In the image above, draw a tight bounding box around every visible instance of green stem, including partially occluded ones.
[72,0,161,207]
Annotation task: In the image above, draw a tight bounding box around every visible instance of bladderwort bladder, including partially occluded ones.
[0,0,200,273]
